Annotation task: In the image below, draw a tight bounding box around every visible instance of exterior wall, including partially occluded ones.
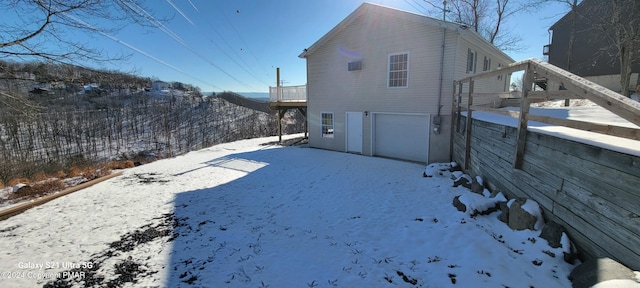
[453,35,513,94]
[547,0,640,78]
[453,116,640,271]
[305,4,514,163]
[306,8,456,163]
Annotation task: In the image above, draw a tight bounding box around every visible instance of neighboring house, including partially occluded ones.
[152,80,170,91]
[299,3,513,163]
[544,0,640,93]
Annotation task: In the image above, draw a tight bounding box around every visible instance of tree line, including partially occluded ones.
[0,94,297,184]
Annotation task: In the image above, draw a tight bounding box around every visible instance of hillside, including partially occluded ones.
[0,61,292,189]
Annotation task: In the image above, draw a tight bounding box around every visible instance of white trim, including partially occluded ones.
[387,51,410,88]
[320,112,335,139]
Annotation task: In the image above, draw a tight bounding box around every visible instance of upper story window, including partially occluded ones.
[388,52,409,87]
[467,49,477,73]
[483,56,491,71]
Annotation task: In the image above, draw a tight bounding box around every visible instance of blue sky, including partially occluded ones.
[45,0,570,93]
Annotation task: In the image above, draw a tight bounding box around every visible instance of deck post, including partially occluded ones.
[449,81,458,161]
[464,79,474,170]
[514,64,533,169]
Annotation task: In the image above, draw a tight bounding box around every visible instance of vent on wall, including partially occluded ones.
[348,61,362,71]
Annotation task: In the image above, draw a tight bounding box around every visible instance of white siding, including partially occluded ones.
[304,3,514,163]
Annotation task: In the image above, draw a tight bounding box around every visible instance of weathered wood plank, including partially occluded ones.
[524,141,640,215]
[470,105,519,118]
[514,65,533,169]
[450,81,458,161]
[455,60,530,84]
[527,90,584,100]
[464,80,474,169]
[559,180,640,240]
[553,203,640,271]
[526,114,640,141]
[471,121,517,147]
[468,143,554,211]
[526,134,640,203]
[527,132,640,177]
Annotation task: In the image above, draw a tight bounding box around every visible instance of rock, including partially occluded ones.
[452,195,466,212]
[453,177,469,188]
[423,162,452,177]
[507,198,538,231]
[498,202,509,224]
[569,258,639,288]
[470,178,483,194]
[539,221,565,248]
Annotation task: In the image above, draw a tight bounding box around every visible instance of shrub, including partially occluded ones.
[104,160,135,170]
[8,178,30,186]
[8,179,65,200]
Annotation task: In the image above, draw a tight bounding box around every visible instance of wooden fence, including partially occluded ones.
[451,58,640,270]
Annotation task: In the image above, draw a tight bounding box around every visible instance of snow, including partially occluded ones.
[0,134,579,287]
[456,192,500,216]
[593,279,640,288]
[464,102,640,157]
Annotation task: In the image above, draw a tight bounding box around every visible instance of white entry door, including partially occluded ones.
[346,112,363,154]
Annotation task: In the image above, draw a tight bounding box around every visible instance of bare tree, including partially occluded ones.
[0,0,164,63]
[592,0,640,96]
[0,0,165,111]
[444,0,541,51]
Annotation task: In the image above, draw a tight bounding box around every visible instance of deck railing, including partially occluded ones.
[269,85,307,102]
[452,58,640,169]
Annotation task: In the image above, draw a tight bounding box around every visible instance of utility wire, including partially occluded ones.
[61,13,222,91]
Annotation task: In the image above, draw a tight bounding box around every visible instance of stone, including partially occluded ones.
[507,198,537,231]
[539,221,565,248]
[569,258,639,288]
[452,195,466,212]
[470,178,483,194]
[453,177,471,189]
[498,202,509,224]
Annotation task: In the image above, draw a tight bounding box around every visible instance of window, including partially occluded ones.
[321,113,334,138]
[388,52,409,87]
[348,61,362,71]
[483,56,491,71]
[467,49,477,73]
[497,63,503,80]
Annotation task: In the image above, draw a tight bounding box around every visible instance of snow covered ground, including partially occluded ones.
[0,134,578,287]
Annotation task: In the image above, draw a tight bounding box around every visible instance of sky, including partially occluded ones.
[8,0,572,93]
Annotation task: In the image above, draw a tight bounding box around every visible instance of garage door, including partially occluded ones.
[373,113,429,163]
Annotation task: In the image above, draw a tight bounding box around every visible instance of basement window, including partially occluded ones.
[321,112,334,138]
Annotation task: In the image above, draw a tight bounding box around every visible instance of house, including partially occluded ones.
[544,0,640,93]
[298,3,513,163]
[152,80,170,91]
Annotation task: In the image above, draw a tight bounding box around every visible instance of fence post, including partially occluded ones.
[464,79,474,170]
[449,81,458,161]
[514,64,533,169]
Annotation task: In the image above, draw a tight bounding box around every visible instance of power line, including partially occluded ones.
[61,13,222,91]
